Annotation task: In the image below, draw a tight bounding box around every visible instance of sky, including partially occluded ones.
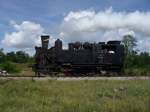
[0,0,150,55]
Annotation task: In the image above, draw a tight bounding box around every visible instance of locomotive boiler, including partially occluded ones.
[33,35,125,76]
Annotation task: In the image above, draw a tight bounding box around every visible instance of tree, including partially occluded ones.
[138,52,150,68]
[122,34,137,55]
[15,51,30,63]
[6,51,16,62]
[0,48,6,63]
[6,51,30,63]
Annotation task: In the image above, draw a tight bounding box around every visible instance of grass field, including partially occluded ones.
[0,79,150,112]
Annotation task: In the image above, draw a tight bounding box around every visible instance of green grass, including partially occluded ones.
[0,79,150,112]
[12,63,35,76]
[124,68,150,76]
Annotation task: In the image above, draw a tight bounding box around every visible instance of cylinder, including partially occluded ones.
[41,35,49,49]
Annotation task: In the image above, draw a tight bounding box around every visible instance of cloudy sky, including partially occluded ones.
[0,0,150,55]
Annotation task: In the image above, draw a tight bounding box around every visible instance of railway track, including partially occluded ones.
[0,76,150,80]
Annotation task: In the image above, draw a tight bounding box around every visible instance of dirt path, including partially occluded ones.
[0,76,150,81]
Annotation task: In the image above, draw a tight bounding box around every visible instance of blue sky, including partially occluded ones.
[0,0,150,54]
[1,0,150,33]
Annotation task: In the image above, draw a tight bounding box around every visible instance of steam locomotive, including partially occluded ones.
[33,35,125,76]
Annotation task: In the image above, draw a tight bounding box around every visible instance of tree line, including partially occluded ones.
[0,49,33,73]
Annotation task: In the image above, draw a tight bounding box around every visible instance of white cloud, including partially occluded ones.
[60,8,150,52]
[2,8,150,54]
[2,21,44,49]
[62,8,150,35]
[64,10,95,22]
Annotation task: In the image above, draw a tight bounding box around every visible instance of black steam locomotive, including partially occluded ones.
[33,35,125,76]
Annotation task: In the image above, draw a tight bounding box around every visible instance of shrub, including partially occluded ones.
[0,61,22,73]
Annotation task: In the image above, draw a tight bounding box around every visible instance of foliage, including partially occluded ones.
[0,48,6,63]
[6,51,31,63]
[122,35,150,75]
[0,61,22,73]
[0,50,33,73]
[122,34,137,55]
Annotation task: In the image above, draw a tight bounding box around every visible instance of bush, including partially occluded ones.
[124,68,150,76]
[0,62,22,73]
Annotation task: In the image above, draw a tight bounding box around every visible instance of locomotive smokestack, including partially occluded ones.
[41,35,49,49]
